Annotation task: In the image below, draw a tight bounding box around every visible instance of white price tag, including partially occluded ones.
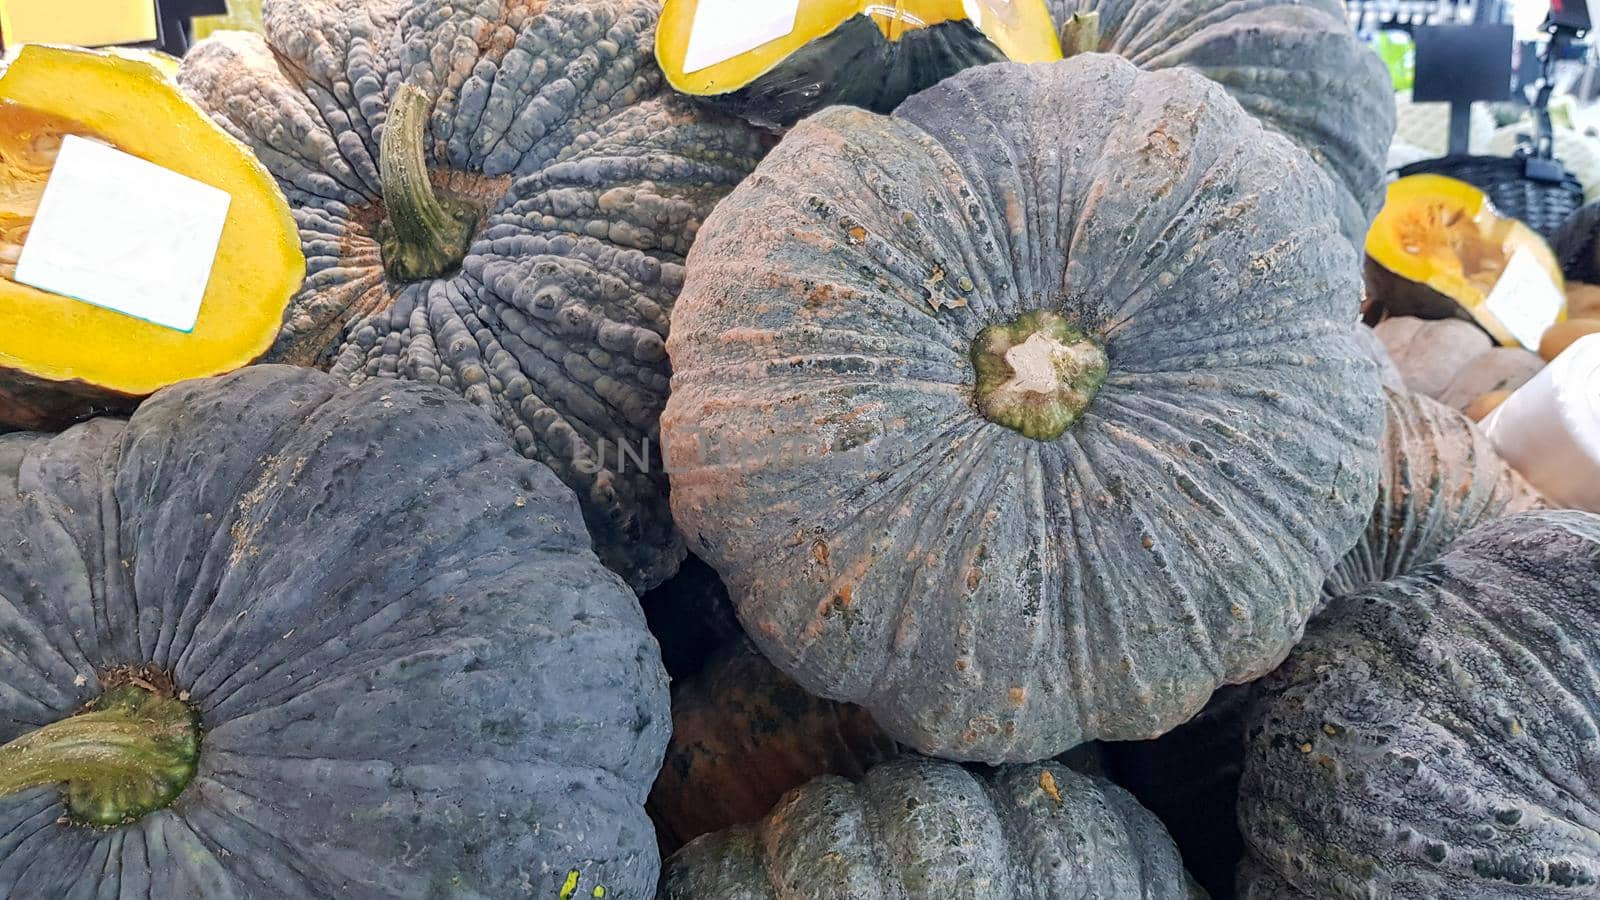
[15,135,231,333]
[682,0,801,74]
[1482,246,1565,350]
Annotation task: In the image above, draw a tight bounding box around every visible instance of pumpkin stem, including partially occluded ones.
[378,83,478,282]
[972,310,1107,441]
[0,684,200,826]
[1061,11,1101,58]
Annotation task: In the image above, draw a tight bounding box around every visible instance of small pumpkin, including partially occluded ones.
[1540,317,1600,361]
[1051,0,1395,250]
[649,637,899,853]
[1323,386,1543,599]
[0,44,302,431]
[656,0,1062,128]
[663,54,1383,762]
[659,756,1194,899]
[1238,510,1600,897]
[178,0,770,591]
[0,366,669,897]
[1375,315,1545,412]
[1364,174,1566,347]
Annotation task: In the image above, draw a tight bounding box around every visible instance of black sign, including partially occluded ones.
[1413,24,1516,103]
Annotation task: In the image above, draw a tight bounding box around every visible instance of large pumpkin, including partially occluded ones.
[0,367,668,898]
[177,0,769,591]
[659,756,1194,898]
[1239,510,1600,897]
[1050,0,1394,250]
[663,54,1384,763]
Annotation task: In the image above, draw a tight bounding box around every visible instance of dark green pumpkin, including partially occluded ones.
[1239,510,1600,897]
[178,0,770,592]
[0,367,668,897]
[659,756,1194,898]
[663,54,1383,763]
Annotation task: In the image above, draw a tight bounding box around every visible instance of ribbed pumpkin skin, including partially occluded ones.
[1052,0,1394,249]
[649,638,900,852]
[1325,387,1544,598]
[663,55,1383,763]
[1239,510,1600,898]
[177,0,769,592]
[659,756,1191,899]
[0,367,669,898]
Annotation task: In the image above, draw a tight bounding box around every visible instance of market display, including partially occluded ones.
[3,0,1599,897]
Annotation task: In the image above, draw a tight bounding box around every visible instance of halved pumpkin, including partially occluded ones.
[657,0,1062,127]
[0,44,301,431]
[1365,174,1564,347]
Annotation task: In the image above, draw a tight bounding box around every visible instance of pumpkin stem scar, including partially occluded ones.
[1060,11,1101,58]
[0,684,200,827]
[378,83,479,282]
[972,309,1107,441]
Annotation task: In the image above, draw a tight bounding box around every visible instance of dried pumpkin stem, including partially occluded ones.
[972,310,1107,441]
[0,684,200,826]
[1061,11,1101,58]
[379,83,478,282]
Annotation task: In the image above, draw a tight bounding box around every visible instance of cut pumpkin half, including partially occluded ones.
[0,44,302,431]
[658,0,1062,127]
[1365,174,1564,348]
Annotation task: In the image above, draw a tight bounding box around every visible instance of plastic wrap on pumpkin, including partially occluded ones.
[1239,510,1600,898]
[1050,0,1394,251]
[663,54,1384,763]
[0,367,669,898]
[0,45,302,431]
[659,756,1195,899]
[178,0,770,592]
[657,0,1062,128]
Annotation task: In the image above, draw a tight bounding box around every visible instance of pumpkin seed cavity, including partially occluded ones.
[0,100,103,281]
[972,309,1107,441]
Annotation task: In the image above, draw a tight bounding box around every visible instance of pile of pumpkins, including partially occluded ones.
[1,1,1597,898]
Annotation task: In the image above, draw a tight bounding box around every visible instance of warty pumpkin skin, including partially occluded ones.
[663,54,1384,763]
[178,0,770,592]
[658,756,1193,899]
[1239,510,1600,898]
[1324,386,1544,599]
[1050,0,1394,251]
[649,637,900,853]
[0,366,669,898]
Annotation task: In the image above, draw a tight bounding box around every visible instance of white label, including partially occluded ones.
[1482,246,1565,351]
[14,135,231,333]
[682,0,801,74]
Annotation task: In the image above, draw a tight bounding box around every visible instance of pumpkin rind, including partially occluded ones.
[658,756,1192,899]
[1239,510,1600,897]
[1051,0,1394,250]
[649,637,899,853]
[663,55,1383,762]
[0,366,669,898]
[1324,386,1543,598]
[177,0,770,591]
[1375,315,1545,412]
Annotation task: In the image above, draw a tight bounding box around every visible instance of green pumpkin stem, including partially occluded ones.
[972,310,1107,441]
[378,83,478,282]
[0,684,200,826]
[1061,11,1101,58]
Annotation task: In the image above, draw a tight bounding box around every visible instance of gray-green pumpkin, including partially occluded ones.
[0,366,668,897]
[178,0,770,592]
[662,54,1383,763]
[659,756,1194,899]
[1240,510,1600,897]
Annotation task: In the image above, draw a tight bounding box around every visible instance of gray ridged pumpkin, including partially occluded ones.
[1324,386,1544,598]
[1239,510,1600,897]
[0,367,668,898]
[178,0,769,591]
[659,756,1193,899]
[1050,0,1394,250]
[662,54,1383,763]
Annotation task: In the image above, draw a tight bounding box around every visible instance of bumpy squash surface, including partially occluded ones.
[0,367,668,898]
[664,54,1383,763]
[1240,510,1600,897]
[178,0,769,591]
